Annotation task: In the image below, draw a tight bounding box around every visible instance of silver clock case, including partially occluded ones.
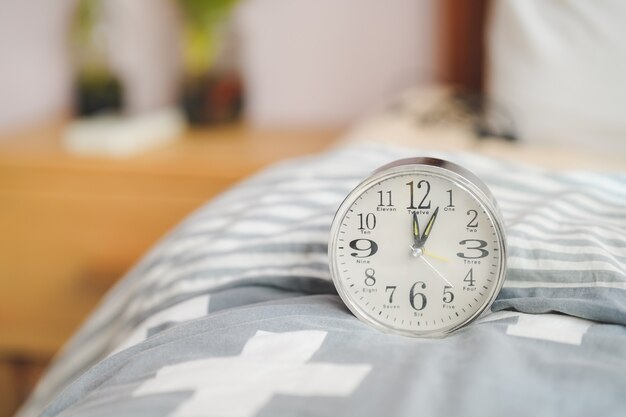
[328,157,508,338]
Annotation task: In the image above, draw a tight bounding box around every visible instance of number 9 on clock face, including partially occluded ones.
[328,157,507,337]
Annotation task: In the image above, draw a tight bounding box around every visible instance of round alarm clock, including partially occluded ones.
[328,157,507,337]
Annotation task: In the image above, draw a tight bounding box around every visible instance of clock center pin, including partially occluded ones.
[410,245,424,258]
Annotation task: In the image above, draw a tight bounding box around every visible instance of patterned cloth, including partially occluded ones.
[18,144,626,417]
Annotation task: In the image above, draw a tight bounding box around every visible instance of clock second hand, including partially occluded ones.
[420,254,454,288]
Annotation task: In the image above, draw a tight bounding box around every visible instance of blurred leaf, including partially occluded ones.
[72,0,110,81]
[177,0,239,76]
[179,0,238,29]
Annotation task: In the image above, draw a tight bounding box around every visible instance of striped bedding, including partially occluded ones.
[18,144,626,417]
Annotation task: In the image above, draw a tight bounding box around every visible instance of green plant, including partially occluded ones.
[178,0,239,77]
[72,0,107,82]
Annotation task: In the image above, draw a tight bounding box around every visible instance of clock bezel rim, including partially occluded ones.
[328,157,507,338]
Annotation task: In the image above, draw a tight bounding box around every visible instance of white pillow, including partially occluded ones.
[487,0,626,151]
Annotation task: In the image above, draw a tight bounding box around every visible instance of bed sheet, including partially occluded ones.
[17,144,626,417]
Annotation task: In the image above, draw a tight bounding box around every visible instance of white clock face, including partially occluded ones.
[330,164,506,337]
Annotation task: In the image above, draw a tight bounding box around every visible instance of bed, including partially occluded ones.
[16,128,626,416]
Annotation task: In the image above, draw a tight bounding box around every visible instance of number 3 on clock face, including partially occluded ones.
[328,157,507,337]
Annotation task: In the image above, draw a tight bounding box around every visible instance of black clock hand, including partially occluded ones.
[419,206,439,247]
[412,211,421,248]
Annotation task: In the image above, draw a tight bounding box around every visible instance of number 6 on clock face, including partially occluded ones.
[328,157,507,337]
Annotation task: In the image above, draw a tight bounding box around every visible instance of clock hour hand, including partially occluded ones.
[418,206,439,247]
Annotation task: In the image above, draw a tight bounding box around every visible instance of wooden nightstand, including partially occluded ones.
[0,122,339,416]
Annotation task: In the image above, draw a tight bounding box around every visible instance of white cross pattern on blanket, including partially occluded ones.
[506,313,592,345]
[111,295,210,355]
[133,330,372,417]
[478,311,593,345]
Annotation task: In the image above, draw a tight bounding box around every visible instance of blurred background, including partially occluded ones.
[1,1,625,416]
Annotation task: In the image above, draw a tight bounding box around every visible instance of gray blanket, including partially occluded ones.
[18,145,626,417]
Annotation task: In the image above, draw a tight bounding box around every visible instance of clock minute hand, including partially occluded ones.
[419,206,439,247]
[412,211,421,248]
